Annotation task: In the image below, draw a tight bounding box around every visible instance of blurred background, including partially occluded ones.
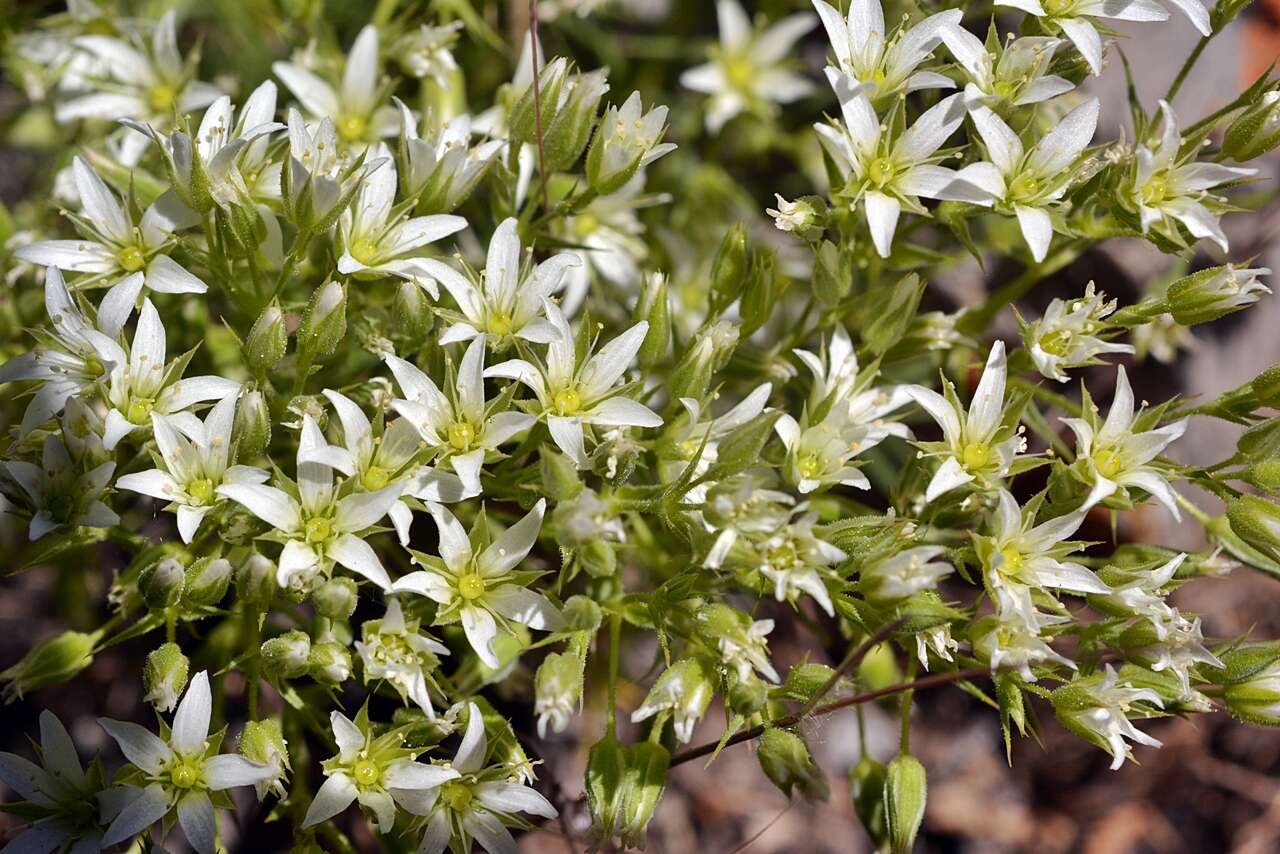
[2,1,1280,851]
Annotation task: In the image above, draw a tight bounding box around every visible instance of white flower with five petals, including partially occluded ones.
[812,0,959,100]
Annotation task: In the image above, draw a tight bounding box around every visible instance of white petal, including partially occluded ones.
[478,500,545,577]
[331,711,365,757]
[302,773,358,828]
[176,791,216,854]
[864,191,900,258]
[205,754,273,790]
[98,273,146,338]
[146,255,208,295]
[474,781,558,818]
[172,671,212,756]
[341,26,380,115]
[547,415,587,468]
[97,720,172,775]
[966,341,1007,439]
[486,584,565,631]
[453,702,487,774]
[73,157,130,244]
[273,62,340,117]
[1028,98,1098,177]
[585,396,663,428]
[335,483,402,532]
[1058,17,1104,76]
[1014,205,1054,262]
[328,533,392,591]
[925,456,974,503]
[383,760,459,790]
[103,783,170,847]
[216,483,302,533]
[461,606,500,668]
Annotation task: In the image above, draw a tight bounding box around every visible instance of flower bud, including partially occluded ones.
[0,630,97,701]
[139,558,186,610]
[1216,644,1280,725]
[300,280,347,359]
[633,272,672,369]
[585,91,672,196]
[669,320,739,402]
[237,552,277,606]
[234,389,271,459]
[562,595,604,632]
[766,194,825,241]
[261,630,311,679]
[580,540,617,578]
[619,742,670,850]
[182,557,232,608]
[245,303,288,376]
[726,673,768,716]
[143,642,190,712]
[1223,91,1280,162]
[309,641,353,684]
[509,58,569,147]
[850,757,889,849]
[1167,264,1271,326]
[586,735,628,844]
[884,754,928,854]
[1251,364,1280,409]
[1227,494,1280,564]
[758,728,829,801]
[813,239,850,306]
[540,446,584,502]
[709,224,748,316]
[544,69,609,172]
[535,650,584,737]
[393,280,434,340]
[738,250,778,337]
[239,718,289,800]
[312,577,359,621]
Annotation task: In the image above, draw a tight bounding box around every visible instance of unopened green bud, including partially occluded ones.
[1167,264,1270,326]
[580,540,617,578]
[143,642,189,712]
[739,250,778,337]
[309,641,352,683]
[709,224,748,315]
[183,557,232,607]
[850,757,889,849]
[140,558,186,610]
[237,553,277,605]
[540,446,584,502]
[1251,365,1280,409]
[758,728,828,800]
[245,303,288,376]
[774,663,838,704]
[300,280,347,358]
[393,280,434,339]
[562,595,604,632]
[1224,91,1280,162]
[1239,417,1280,462]
[1214,644,1280,724]
[669,320,739,402]
[1227,494,1280,563]
[234,389,271,459]
[587,735,628,844]
[239,718,289,800]
[1246,460,1280,495]
[510,58,568,146]
[813,239,849,306]
[884,754,927,854]
[726,673,768,716]
[620,742,670,849]
[544,69,608,172]
[261,630,311,679]
[634,272,672,369]
[312,577,359,620]
[1,630,97,701]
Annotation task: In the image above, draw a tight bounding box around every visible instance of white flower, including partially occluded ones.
[116,393,268,543]
[630,658,716,744]
[217,416,402,593]
[816,73,992,257]
[916,622,958,669]
[335,160,467,287]
[680,0,816,132]
[282,109,387,229]
[396,104,503,213]
[98,672,273,854]
[274,24,397,147]
[701,607,780,683]
[861,545,953,600]
[354,598,451,719]
[1124,101,1254,251]
[1128,610,1223,697]
[421,218,578,348]
[1062,365,1187,520]
[101,299,241,450]
[302,708,460,834]
[59,11,221,162]
[3,433,118,541]
[963,98,1099,262]
[0,710,109,852]
[997,0,1207,76]
[941,28,1073,109]
[793,325,860,409]
[393,500,564,668]
[906,341,1024,502]
[756,515,845,616]
[415,703,558,854]
[660,382,772,503]
[15,157,207,332]
[1057,665,1164,769]
[766,194,816,234]
[1095,553,1184,632]
[975,598,1077,681]
[0,266,126,433]
[392,22,463,83]
[1021,283,1134,381]
[554,175,660,315]
[487,301,662,468]
[387,336,536,498]
[586,91,676,191]
[703,476,796,569]
[811,0,959,100]
[979,489,1111,622]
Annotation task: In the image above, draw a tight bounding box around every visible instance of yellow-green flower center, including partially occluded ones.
[362,466,390,491]
[1141,175,1169,206]
[353,758,381,787]
[442,781,473,811]
[571,213,599,240]
[961,441,991,471]
[1038,329,1071,357]
[127,397,155,425]
[83,356,105,378]
[338,114,368,143]
[797,454,823,480]
[998,546,1024,575]
[118,245,147,273]
[486,311,513,338]
[1092,447,1125,479]
[552,387,582,416]
[867,156,896,187]
[457,572,486,601]
[148,84,178,113]
[1009,173,1041,202]
[724,55,755,91]
[305,516,333,544]
[993,79,1018,101]
[447,421,477,451]
[169,756,203,789]
[187,477,214,505]
[349,238,381,266]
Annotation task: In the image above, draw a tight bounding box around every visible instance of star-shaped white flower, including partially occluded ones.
[354,598,451,718]
[3,432,118,541]
[941,27,1074,110]
[812,0,959,100]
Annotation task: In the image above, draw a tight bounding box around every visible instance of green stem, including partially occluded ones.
[899,657,918,754]
[606,610,621,739]
[1166,33,1214,103]
[960,241,1085,333]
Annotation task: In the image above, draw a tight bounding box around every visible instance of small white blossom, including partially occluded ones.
[941,28,1073,109]
[3,432,118,541]
[355,599,450,719]
[630,658,716,743]
[812,0,959,100]
[861,545,953,600]
[1057,665,1164,770]
[1021,283,1134,381]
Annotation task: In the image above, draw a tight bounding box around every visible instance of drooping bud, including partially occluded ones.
[139,558,186,610]
[182,557,233,607]
[884,754,928,854]
[535,650,584,737]
[312,577,359,621]
[586,735,629,845]
[709,224,748,316]
[245,302,288,376]
[758,728,829,800]
[393,279,434,339]
[619,742,670,849]
[239,718,290,800]
[1223,91,1280,162]
[1167,264,1271,326]
[143,642,190,712]
[850,757,889,850]
[261,630,311,679]
[299,280,348,359]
